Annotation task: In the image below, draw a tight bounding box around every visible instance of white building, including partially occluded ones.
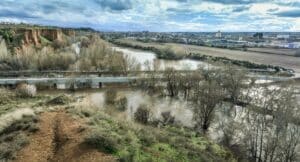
[277,34,290,39]
[215,30,222,38]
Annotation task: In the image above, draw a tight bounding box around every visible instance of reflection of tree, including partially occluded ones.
[243,86,300,162]
[295,48,300,57]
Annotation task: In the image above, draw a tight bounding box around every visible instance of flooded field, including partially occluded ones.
[113,46,212,70]
[85,90,195,127]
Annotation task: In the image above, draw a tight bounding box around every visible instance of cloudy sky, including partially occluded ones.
[0,0,300,32]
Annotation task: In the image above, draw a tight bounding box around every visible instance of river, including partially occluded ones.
[113,46,212,71]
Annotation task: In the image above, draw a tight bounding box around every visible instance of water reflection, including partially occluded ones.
[86,90,194,127]
[113,46,211,70]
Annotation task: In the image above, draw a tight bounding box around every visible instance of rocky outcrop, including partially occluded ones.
[15,28,76,47]
[23,29,40,45]
[62,29,76,37]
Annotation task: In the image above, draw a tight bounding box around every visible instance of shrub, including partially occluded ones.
[0,112,37,160]
[15,83,36,98]
[115,97,127,111]
[47,95,72,105]
[0,133,29,160]
[134,105,150,124]
[0,40,8,60]
[82,111,235,161]
[84,131,118,154]
[105,90,117,105]
[161,111,175,125]
[0,88,14,105]
[52,39,67,49]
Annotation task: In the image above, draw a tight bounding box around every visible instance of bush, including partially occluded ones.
[0,133,29,160]
[0,113,37,160]
[15,83,36,98]
[47,95,72,105]
[82,111,235,161]
[134,105,150,124]
[105,90,117,105]
[161,111,175,125]
[84,131,118,154]
[115,97,127,111]
[0,88,14,105]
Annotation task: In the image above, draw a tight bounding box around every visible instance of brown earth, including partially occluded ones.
[20,28,75,46]
[14,111,116,162]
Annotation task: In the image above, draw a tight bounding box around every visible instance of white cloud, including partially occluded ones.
[0,0,299,31]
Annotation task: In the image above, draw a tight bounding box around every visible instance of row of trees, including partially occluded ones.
[137,65,300,161]
[77,36,140,72]
[139,65,249,131]
[0,35,139,72]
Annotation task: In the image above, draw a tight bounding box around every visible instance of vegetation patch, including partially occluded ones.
[0,88,14,105]
[46,95,72,105]
[0,113,39,160]
[83,111,235,162]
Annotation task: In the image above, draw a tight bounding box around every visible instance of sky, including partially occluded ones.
[0,0,300,32]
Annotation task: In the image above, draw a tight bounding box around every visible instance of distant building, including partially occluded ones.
[277,34,290,39]
[215,30,222,38]
[253,33,263,40]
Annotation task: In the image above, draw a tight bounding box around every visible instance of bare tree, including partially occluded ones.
[179,71,202,100]
[222,65,248,105]
[244,86,300,162]
[192,80,224,133]
[164,68,181,97]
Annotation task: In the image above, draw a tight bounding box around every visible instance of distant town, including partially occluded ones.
[102,31,300,49]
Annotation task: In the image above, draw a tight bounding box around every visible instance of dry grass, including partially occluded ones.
[247,48,297,56]
[0,108,38,160]
[0,108,35,133]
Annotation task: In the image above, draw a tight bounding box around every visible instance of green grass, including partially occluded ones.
[83,111,235,162]
[39,35,52,46]
[0,89,49,116]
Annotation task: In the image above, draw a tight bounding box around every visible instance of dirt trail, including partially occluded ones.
[14,111,116,162]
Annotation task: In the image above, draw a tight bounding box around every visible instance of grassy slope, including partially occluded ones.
[71,108,235,162]
[0,90,44,160]
[0,89,236,161]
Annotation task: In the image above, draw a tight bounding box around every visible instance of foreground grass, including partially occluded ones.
[72,108,235,162]
[0,113,39,160]
[0,88,52,160]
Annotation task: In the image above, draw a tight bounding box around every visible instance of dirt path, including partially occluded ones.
[14,111,116,162]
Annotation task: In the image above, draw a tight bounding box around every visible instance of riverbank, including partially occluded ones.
[111,39,298,75]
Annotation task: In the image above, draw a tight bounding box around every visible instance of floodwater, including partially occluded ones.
[85,90,195,127]
[113,46,212,70]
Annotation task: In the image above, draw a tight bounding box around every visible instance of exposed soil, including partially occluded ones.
[14,111,116,162]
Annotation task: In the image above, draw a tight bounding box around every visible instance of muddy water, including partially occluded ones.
[84,90,195,127]
[113,46,211,70]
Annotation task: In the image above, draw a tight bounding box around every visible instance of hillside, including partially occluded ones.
[0,27,74,53]
[0,89,235,162]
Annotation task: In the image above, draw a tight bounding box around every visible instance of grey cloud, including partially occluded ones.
[203,0,266,4]
[93,0,133,11]
[267,8,279,12]
[39,1,86,14]
[232,6,250,12]
[0,9,39,19]
[274,9,300,18]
